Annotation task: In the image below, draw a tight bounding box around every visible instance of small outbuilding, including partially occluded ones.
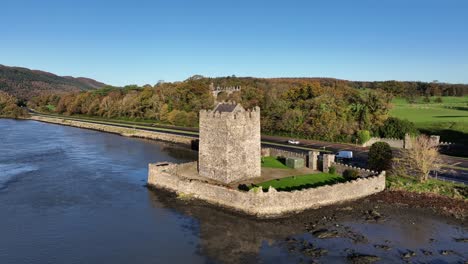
[286,157,305,169]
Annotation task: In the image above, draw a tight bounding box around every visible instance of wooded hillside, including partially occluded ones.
[0,65,106,99]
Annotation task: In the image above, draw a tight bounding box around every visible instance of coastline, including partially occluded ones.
[14,117,467,219]
[28,115,195,146]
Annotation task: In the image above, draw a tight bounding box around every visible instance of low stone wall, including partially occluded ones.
[30,116,194,145]
[362,137,404,148]
[261,147,320,169]
[261,147,308,159]
[148,162,386,218]
[331,162,378,177]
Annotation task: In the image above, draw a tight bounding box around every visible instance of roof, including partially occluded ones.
[213,103,244,113]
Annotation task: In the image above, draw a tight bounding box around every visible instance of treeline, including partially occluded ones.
[351,80,467,98]
[0,91,29,118]
[29,76,405,142]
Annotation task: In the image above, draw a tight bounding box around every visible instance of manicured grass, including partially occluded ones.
[386,175,467,200]
[251,173,346,192]
[390,96,468,144]
[261,156,290,169]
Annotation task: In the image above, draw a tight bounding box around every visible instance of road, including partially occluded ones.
[30,111,467,184]
[262,135,468,184]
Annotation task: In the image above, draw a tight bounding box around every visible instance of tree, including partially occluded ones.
[378,117,418,139]
[357,130,371,144]
[397,135,441,182]
[368,142,393,171]
[279,109,304,134]
[0,91,28,118]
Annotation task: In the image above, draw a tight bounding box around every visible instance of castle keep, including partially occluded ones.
[198,102,261,184]
[147,95,386,218]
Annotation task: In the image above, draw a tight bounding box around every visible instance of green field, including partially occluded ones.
[251,173,345,192]
[390,96,468,144]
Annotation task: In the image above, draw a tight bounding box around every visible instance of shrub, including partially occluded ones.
[357,130,371,144]
[423,96,431,103]
[328,166,336,174]
[378,117,418,139]
[434,97,443,103]
[343,169,359,180]
[238,184,249,191]
[368,142,393,171]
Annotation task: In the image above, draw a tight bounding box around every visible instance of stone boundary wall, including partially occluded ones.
[148,162,386,218]
[362,137,404,148]
[331,162,378,177]
[30,116,194,145]
[261,147,308,159]
[363,134,450,148]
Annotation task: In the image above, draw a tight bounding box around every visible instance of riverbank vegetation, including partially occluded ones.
[0,91,29,118]
[386,176,467,200]
[26,77,467,143]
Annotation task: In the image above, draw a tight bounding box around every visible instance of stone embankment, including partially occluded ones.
[148,162,386,218]
[30,115,194,145]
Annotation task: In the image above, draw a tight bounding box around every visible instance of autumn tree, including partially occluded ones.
[396,135,441,182]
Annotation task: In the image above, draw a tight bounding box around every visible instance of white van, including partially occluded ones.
[336,151,353,160]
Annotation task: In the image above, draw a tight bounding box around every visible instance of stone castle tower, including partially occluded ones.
[198,102,261,184]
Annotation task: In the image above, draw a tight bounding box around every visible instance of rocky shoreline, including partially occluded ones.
[150,187,468,263]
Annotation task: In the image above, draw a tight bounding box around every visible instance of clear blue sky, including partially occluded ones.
[1,0,467,86]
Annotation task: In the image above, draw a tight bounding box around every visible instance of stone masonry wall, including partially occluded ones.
[331,162,378,177]
[362,137,405,148]
[30,116,194,145]
[262,147,308,159]
[198,107,261,184]
[148,162,386,218]
[261,147,319,169]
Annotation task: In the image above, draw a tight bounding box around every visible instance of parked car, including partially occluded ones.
[288,139,300,145]
[336,150,353,160]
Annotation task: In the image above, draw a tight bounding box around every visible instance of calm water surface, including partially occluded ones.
[0,120,466,264]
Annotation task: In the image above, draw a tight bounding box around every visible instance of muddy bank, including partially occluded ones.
[371,190,468,220]
[149,188,467,263]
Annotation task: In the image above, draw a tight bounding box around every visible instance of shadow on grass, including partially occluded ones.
[444,106,468,111]
[433,115,468,118]
[419,128,468,145]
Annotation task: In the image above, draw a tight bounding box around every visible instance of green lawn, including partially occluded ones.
[261,156,290,169]
[386,175,467,200]
[251,173,345,192]
[390,96,468,144]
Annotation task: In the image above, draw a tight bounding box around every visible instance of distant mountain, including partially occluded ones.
[0,64,106,99]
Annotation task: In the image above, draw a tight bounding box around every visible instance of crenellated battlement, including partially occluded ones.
[200,102,260,120]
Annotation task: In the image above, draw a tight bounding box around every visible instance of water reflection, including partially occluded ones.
[0,119,466,264]
[149,189,468,264]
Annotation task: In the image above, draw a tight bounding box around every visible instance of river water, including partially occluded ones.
[0,119,466,263]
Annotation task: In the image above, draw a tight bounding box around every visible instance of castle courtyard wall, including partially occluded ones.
[148,162,386,218]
